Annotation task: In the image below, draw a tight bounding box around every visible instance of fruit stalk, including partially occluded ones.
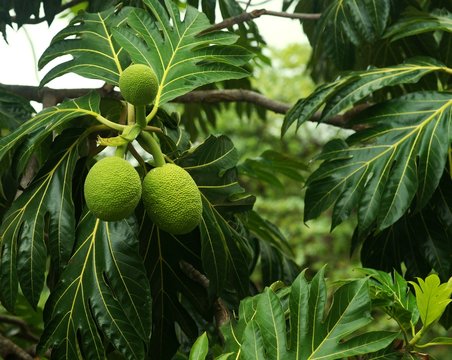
[140,131,165,167]
[135,105,147,129]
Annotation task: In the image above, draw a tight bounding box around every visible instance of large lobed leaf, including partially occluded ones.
[139,135,255,358]
[314,0,391,68]
[112,0,252,106]
[304,91,451,234]
[283,57,450,135]
[222,268,398,359]
[38,213,151,360]
[39,7,132,86]
[0,131,81,311]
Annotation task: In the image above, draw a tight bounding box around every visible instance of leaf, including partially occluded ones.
[0,131,82,311]
[139,214,208,359]
[304,91,451,233]
[315,0,391,67]
[283,57,449,135]
[410,274,452,328]
[38,7,132,86]
[361,268,419,332]
[177,135,255,298]
[0,86,35,130]
[385,8,452,42]
[112,0,252,105]
[38,213,151,360]
[238,150,306,188]
[223,268,399,359]
[358,171,452,283]
[189,332,209,360]
[0,92,101,178]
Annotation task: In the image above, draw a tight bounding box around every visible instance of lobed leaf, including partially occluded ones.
[112,0,252,106]
[39,7,132,86]
[385,8,452,42]
[283,57,449,135]
[304,91,452,233]
[0,86,35,131]
[0,131,81,311]
[410,274,452,328]
[38,213,151,360]
[222,268,399,359]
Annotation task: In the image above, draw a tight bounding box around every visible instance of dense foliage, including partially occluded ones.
[0,0,451,359]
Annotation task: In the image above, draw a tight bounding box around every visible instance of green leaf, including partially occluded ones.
[385,8,452,42]
[0,131,82,311]
[112,0,251,105]
[361,269,418,332]
[38,213,151,360]
[410,274,452,328]
[304,91,451,233]
[223,268,399,359]
[0,92,101,178]
[189,332,209,360]
[0,86,34,130]
[283,57,449,135]
[316,0,391,67]
[177,135,255,298]
[358,171,452,283]
[38,7,132,86]
[238,150,306,188]
[140,216,208,359]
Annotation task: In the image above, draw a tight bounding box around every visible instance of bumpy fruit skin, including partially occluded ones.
[84,157,142,221]
[119,64,158,106]
[142,164,203,235]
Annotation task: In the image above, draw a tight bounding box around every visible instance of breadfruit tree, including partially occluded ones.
[0,0,451,359]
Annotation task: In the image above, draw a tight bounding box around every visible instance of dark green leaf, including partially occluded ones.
[0,86,34,130]
[0,131,82,311]
[112,0,252,105]
[283,57,449,135]
[39,7,132,86]
[304,92,451,233]
[38,213,151,360]
[385,8,452,42]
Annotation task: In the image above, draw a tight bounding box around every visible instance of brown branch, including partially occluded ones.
[0,333,33,360]
[0,315,40,343]
[10,0,87,25]
[0,84,365,130]
[199,8,321,35]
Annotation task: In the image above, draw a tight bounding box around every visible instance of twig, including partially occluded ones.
[0,314,40,342]
[10,0,87,25]
[199,8,321,35]
[0,84,365,130]
[0,333,33,360]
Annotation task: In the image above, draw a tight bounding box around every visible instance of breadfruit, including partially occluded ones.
[142,164,202,235]
[119,64,158,106]
[84,156,142,221]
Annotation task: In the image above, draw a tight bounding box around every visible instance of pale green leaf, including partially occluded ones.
[410,274,452,328]
[189,332,209,360]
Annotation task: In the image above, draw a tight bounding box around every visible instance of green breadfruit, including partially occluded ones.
[84,156,142,221]
[119,64,159,106]
[142,164,203,235]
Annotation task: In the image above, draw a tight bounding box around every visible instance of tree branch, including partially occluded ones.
[199,8,321,35]
[0,84,364,130]
[0,315,40,343]
[0,333,33,360]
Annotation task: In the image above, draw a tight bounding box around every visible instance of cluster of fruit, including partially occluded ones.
[83,64,203,235]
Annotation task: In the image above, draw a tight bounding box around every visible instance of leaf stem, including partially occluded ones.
[135,105,147,129]
[146,104,158,124]
[94,113,127,131]
[139,131,165,167]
